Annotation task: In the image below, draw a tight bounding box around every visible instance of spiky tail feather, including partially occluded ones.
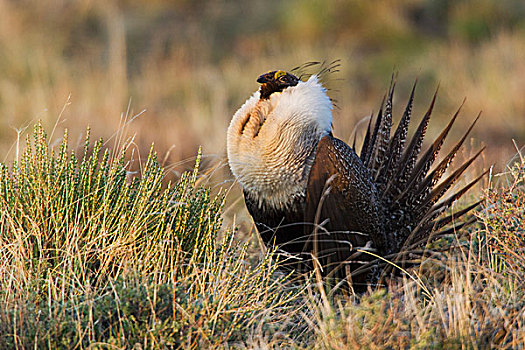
[359,78,485,259]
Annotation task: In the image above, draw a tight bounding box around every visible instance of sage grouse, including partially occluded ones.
[227,69,485,290]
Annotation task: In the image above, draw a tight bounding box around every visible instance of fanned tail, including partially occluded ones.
[359,78,485,256]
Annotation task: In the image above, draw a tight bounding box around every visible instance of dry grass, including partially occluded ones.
[0,1,524,348]
[0,122,523,349]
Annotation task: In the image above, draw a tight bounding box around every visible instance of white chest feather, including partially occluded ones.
[227,76,333,210]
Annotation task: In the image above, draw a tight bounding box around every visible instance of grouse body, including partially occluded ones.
[226,69,484,290]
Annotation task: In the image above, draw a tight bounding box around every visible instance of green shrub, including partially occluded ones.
[0,123,301,349]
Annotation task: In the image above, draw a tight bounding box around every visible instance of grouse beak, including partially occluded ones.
[257,73,273,84]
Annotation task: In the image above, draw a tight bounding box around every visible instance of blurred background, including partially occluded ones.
[0,0,523,202]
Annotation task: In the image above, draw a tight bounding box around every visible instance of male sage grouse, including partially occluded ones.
[227,67,485,291]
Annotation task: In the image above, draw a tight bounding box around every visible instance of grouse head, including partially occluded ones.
[257,70,300,99]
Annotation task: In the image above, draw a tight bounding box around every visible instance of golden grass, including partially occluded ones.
[0,1,524,348]
[0,122,522,349]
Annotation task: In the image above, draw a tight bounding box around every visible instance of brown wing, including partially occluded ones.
[304,135,384,283]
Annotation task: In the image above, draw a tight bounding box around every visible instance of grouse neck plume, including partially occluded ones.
[226,69,485,291]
